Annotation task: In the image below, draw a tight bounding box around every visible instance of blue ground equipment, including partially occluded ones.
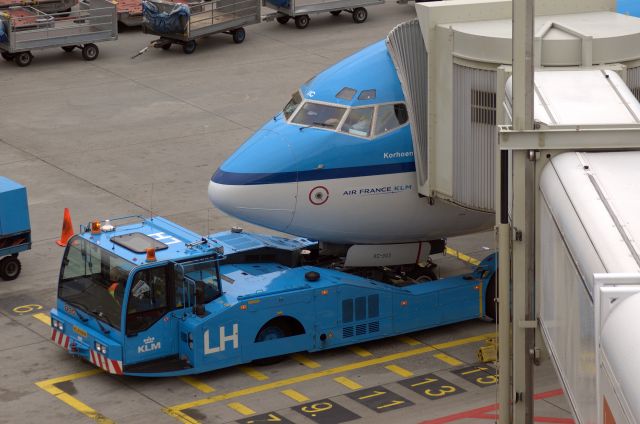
[0,176,31,281]
[50,215,496,377]
[618,0,640,17]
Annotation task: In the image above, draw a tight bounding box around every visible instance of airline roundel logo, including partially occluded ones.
[309,186,329,205]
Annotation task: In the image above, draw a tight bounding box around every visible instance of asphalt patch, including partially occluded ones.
[54,380,78,395]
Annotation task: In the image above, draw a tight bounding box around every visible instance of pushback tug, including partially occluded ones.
[50,215,495,377]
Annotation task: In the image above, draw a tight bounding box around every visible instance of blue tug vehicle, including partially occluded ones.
[50,215,495,377]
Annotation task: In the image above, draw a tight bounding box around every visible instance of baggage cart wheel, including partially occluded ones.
[15,52,33,67]
[294,14,310,29]
[330,10,341,16]
[62,45,75,52]
[276,16,289,24]
[0,256,21,281]
[232,28,245,44]
[352,7,367,23]
[1,52,14,61]
[182,40,197,54]
[161,43,172,50]
[82,43,99,61]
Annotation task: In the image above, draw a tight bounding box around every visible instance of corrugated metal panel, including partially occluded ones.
[627,65,640,102]
[452,64,496,212]
[386,19,428,188]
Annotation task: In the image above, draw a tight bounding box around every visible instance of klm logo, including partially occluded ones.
[204,324,239,355]
[138,336,161,354]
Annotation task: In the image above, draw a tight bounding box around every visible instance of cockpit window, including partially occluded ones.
[340,107,374,137]
[358,89,377,100]
[283,91,302,120]
[336,87,357,100]
[375,103,408,136]
[291,102,346,130]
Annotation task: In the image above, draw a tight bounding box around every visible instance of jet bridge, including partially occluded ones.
[391,0,640,212]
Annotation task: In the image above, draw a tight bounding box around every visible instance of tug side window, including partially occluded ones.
[126,266,169,335]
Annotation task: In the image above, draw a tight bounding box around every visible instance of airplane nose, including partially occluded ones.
[208,128,298,232]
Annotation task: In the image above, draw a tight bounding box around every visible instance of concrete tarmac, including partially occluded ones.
[0,3,573,423]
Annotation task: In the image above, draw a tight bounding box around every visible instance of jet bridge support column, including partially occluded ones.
[500,1,536,423]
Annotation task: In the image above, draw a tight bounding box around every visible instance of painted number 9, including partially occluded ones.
[301,402,333,414]
[12,304,43,315]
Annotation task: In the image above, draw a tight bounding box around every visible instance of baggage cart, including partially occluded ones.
[0,177,30,281]
[262,0,384,29]
[141,0,260,54]
[0,0,117,67]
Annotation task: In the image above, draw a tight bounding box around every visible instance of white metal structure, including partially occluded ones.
[501,68,640,424]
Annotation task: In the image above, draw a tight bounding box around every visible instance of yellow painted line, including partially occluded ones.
[333,376,363,390]
[281,389,310,403]
[445,247,481,266]
[396,336,422,346]
[347,345,373,357]
[35,370,113,423]
[227,402,255,416]
[163,332,496,421]
[33,312,51,326]
[180,376,215,394]
[434,353,464,366]
[36,369,103,386]
[385,364,414,378]
[239,366,269,381]
[291,353,321,369]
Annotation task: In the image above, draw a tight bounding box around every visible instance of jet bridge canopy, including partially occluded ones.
[410,0,640,210]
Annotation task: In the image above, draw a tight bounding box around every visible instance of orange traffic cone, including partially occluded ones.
[56,208,74,247]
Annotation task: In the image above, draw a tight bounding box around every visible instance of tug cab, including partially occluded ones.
[51,216,224,375]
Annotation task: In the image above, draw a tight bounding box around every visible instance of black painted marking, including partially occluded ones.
[182,408,207,421]
[451,364,498,387]
[292,398,360,424]
[237,412,294,424]
[398,373,465,400]
[346,385,413,413]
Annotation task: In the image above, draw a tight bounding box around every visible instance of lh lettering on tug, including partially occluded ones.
[204,324,239,355]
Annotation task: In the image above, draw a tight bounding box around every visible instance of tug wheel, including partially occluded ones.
[484,274,497,321]
[254,323,289,365]
[0,256,21,281]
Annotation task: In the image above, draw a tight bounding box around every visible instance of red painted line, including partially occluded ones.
[419,389,573,424]
[420,403,498,424]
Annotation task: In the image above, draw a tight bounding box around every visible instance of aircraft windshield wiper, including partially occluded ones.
[299,121,332,131]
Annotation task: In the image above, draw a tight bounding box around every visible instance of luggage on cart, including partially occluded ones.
[0,0,118,67]
[140,0,259,55]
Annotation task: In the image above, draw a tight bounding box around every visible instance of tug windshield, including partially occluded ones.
[58,236,134,330]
